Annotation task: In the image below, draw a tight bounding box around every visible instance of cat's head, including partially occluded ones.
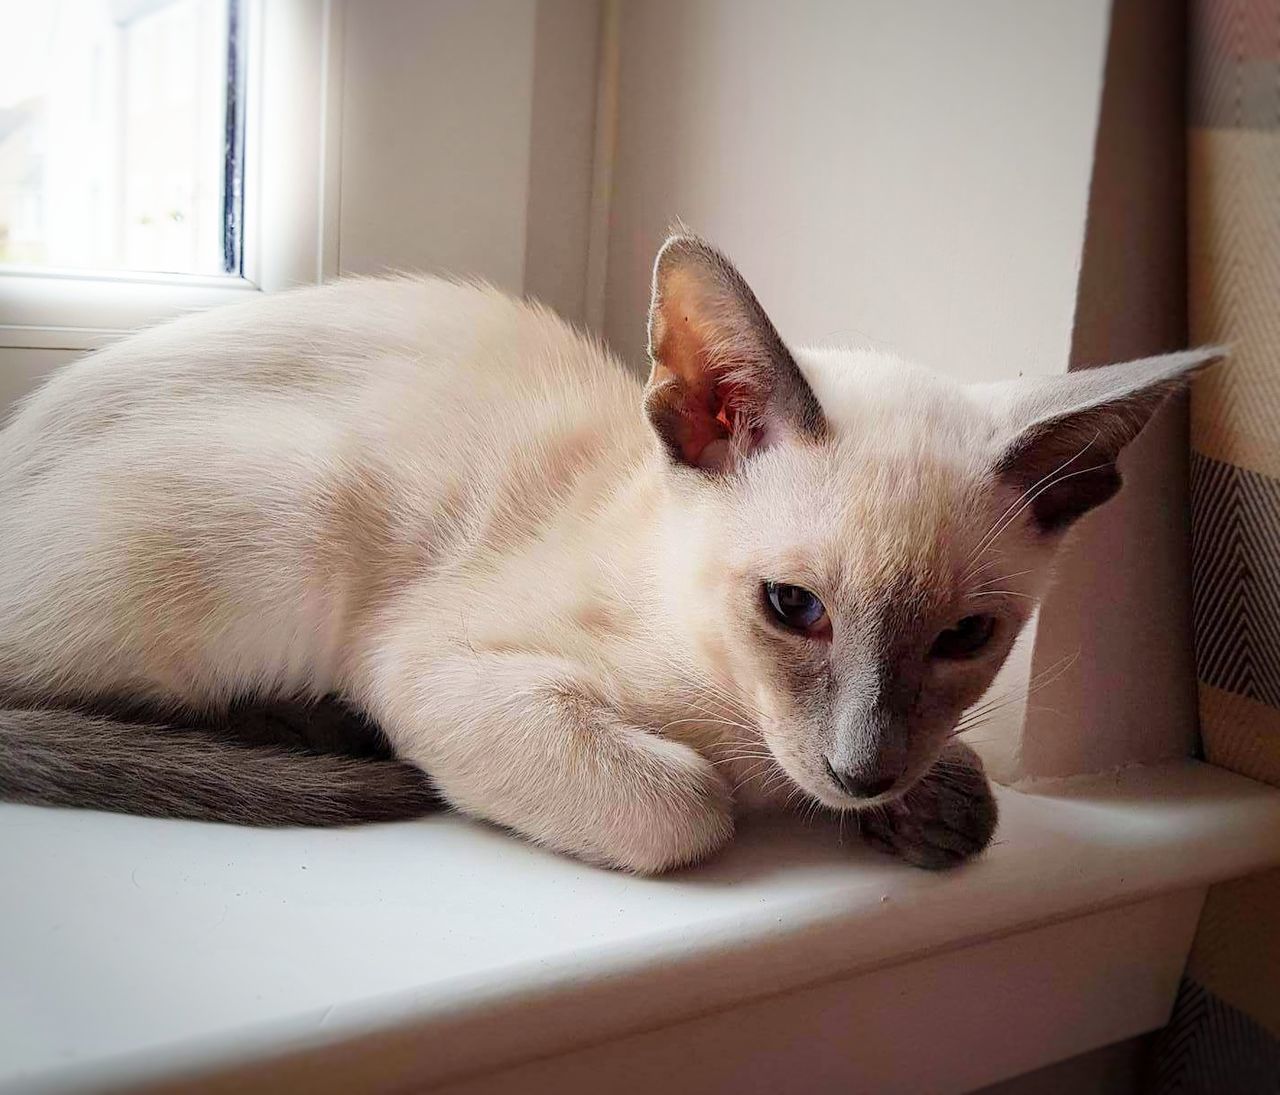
[645,233,1222,810]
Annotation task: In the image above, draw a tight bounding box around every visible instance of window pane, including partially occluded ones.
[0,0,240,277]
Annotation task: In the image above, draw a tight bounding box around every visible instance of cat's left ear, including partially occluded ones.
[644,234,826,472]
[989,346,1227,534]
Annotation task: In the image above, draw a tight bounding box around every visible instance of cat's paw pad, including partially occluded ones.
[859,752,997,870]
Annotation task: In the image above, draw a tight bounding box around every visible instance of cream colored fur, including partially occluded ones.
[0,239,1221,872]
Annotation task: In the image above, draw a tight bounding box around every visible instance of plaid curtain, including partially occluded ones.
[1149,1,1280,1090]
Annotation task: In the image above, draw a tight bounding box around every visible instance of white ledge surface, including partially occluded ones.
[4,759,1280,1094]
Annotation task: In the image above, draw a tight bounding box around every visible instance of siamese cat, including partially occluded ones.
[0,234,1221,872]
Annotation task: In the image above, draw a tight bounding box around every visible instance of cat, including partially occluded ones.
[0,233,1222,872]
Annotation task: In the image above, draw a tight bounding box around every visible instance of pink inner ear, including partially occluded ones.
[646,257,789,468]
[697,438,732,471]
[648,362,771,469]
[712,377,764,451]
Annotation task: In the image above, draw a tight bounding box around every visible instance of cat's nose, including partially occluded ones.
[825,759,897,799]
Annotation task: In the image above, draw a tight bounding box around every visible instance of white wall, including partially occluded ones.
[602,0,1112,374]
[523,0,602,323]
[337,0,538,287]
[336,0,599,318]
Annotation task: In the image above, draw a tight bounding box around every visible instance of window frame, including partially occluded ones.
[0,0,344,352]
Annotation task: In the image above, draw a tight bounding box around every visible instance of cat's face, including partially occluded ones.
[645,233,1221,810]
[669,373,1049,809]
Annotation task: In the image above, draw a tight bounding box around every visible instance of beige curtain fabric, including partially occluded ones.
[1150,2,1280,1090]
[1189,0,1280,766]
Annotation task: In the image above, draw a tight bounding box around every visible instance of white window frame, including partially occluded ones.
[0,0,344,353]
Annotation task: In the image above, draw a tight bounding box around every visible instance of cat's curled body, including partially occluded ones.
[0,236,1221,872]
[0,278,720,869]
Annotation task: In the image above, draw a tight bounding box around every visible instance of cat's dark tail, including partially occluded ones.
[0,707,440,826]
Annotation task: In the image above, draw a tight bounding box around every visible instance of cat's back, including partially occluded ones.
[1,276,635,458]
[0,278,646,702]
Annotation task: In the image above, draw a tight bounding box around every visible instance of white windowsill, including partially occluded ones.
[0,272,261,351]
[3,758,1280,1095]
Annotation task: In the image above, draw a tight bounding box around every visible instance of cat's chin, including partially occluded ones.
[780,759,928,814]
[814,786,900,813]
[750,733,874,812]
[765,764,885,813]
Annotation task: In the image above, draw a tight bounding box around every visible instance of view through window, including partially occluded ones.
[0,0,244,278]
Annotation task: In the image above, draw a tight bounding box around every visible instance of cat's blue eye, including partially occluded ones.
[930,614,997,660]
[763,581,829,635]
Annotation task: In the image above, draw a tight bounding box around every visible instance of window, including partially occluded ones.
[0,0,245,279]
[0,0,336,352]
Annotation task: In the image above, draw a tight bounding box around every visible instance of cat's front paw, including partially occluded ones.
[859,741,997,870]
[590,731,734,875]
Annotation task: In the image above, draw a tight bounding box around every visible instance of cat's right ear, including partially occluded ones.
[988,346,1226,534]
[643,234,826,472]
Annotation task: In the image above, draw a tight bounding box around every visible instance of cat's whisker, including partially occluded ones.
[972,570,1033,590]
[950,650,1082,741]
[658,715,754,734]
[694,690,761,719]
[731,759,782,793]
[966,430,1103,565]
[718,755,778,771]
[1022,650,1082,695]
[953,697,1007,727]
[971,453,1112,567]
[771,772,804,801]
[962,548,1009,585]
[680,708,757,736]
